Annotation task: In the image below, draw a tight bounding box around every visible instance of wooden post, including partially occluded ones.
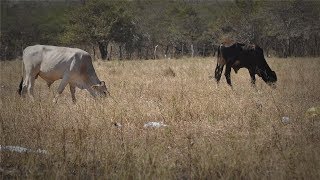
[154,45,158,59]
[181,43,184,56]
[165,45,169,59]
[191,44,194,58]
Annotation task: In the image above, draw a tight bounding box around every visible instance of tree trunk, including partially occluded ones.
[119,45,123,60]
[316,34,319,56]
[98,41,108,60]
[145,47,149,60]
[314,34,318,56]
[285,37,289,58]
[138,47,142,60]
[203,44,205,57]
[4,46,8,61]
[14,45,17,58]
[212,44,216,57]
[108,45,112,60]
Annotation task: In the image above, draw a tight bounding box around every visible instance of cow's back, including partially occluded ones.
[23,45,91,81]
[23,45,89,63]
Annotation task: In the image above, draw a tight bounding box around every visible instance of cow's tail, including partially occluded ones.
[18,51,25,96]
[217,44,222,66]
[17,76,23,96]
[214,44,223,82]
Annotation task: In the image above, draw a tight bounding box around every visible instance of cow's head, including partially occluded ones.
[258,69,277,86]
[256,62,277,87]
[253,46,277,87]
[91,81,109,97]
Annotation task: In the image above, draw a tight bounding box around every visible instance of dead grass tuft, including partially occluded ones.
[163,67,176,77]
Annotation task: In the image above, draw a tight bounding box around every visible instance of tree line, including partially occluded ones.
[1,0,320,60]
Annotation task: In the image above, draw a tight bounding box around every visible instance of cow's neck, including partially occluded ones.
[87,74,100,86]
[258,60,271,72]
[85,62,101,86]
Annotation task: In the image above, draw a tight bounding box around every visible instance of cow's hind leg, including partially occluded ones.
[249,69,256,87]
[53,75,69,103]
[19,77,28,98]
[225,64,232,87]
[17,77,23,95]
[214,64,224,83]
[24,75,36,102]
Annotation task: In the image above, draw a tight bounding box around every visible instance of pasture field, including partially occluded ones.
[0,57,320,179]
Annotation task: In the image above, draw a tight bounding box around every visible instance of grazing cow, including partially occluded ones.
[214,42,277,87]
[18,45,108,102]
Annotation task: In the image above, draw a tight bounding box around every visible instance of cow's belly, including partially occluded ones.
[38,71,63,82]
[232,60,243,73]
[39,60,71,81]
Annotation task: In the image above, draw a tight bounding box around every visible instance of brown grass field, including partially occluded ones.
[0,57,320,179]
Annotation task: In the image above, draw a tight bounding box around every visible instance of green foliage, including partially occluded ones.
[1,1,69,58]
[61,0,114,45]
[1,0,320,60]
[61,0,136,44]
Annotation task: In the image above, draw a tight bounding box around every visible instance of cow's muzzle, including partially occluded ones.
[105,90,111,97]
[268,82,277,89]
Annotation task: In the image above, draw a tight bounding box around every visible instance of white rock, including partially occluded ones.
[0,145,47,154]
[282,116,290,124]
[144,122,168,128]
[114,122,122,127]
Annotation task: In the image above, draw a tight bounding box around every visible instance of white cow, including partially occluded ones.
[18,45,108,102]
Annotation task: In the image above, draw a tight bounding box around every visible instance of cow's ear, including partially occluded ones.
[100,81,105,86]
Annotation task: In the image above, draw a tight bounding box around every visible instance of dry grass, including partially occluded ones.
[0,57,320,179]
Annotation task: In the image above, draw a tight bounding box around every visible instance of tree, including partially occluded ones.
[62,0,115,60]
[62,0,139,60]
[1,1,69,59]
[109,5,138,60]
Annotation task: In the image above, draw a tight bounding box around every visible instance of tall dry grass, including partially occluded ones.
[0,57,320,179]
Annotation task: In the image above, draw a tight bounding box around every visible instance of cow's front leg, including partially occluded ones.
[53,75,69,103]
[249,69,256,86]
[225,65,232,87]
[69,84,76,103]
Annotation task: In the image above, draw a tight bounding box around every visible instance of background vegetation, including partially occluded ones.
[1,0,320,60]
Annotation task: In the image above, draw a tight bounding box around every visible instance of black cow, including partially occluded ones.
[214,42,277,87]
